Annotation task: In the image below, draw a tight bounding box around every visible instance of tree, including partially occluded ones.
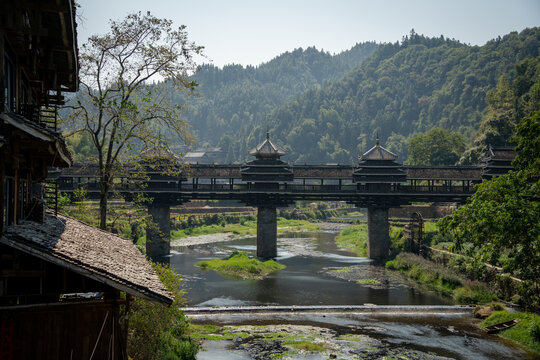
[460,75,515,164]
[406,128,465,165]
[65,12,202,229]
[439,111,540,306]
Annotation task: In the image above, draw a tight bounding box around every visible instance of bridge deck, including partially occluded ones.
[56,164,481,206]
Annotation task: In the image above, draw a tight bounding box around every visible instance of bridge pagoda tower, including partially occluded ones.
[353,136,407,260]
[241,131,293,259]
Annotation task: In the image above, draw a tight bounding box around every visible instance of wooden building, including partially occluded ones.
[1,2,174,359]
[481,146,517,180]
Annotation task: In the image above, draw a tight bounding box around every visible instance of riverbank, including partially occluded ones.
[185,306,534,360]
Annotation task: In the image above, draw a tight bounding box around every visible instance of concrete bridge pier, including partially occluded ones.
[257,206,278,259]
[367,207,390,260]
[146,205,171,263]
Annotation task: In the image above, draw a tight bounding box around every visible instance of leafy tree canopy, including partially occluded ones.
[439,111,540,306]
[64,11,202,228]
[406,128,465,165]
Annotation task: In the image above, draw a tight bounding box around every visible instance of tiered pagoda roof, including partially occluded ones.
[481,146,516,179]
[353,137,407,183]
[241,131,293,183]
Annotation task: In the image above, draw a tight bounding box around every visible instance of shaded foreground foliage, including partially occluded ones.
[126,262,198,360]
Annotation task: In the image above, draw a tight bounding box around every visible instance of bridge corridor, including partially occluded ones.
[56,137,510,262]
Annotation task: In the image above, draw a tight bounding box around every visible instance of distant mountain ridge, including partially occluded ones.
[177,43,379,148]
[170,28,540,164]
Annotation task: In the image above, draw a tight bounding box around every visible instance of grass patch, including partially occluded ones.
[195,251,285,280]
[480,311,540,354]
[171,218,318,240]
[188,324,250,341]
[335,224,367,256]
[282,340,326,352]
[331,267,353,273]
[385,253,495,304]
[357,278,381,285]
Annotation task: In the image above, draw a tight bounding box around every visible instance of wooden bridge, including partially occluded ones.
[55,137,512,261]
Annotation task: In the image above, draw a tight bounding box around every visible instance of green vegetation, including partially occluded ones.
[196,251,285,280]
[127,262,198,360]
[331,267,352,273]
[334,224,367,256]
[67,28,540,165]
[385,253,495,304]
[178,43,378,157]
[480,311,540,354]
[262,29,540,163]
[336,223,403,256]
[282,340,326,352]
[171,217,319,240]
[439,109,540,308]
[407,128,466,165]
[356,279,381,285]
[188,324,250,341]
[64,12,201,229]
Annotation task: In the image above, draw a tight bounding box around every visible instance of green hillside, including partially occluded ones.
[177,28,539,164]
[180,43,379,147]
[262,28,540,164]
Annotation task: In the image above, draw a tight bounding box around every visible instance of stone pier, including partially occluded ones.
[146,205,171,262]
[256,206,277,259]
[367,207,390,260]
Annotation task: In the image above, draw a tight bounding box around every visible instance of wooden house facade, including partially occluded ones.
[1,2,174,359]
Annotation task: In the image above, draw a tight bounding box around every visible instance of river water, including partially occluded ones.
[169,226,535,359]
[170,227,447,307]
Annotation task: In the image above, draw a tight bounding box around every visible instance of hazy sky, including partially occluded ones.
[77,0,540,68]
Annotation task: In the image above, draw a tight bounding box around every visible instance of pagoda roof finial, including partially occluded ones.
[249,129,286,159]
[376,131,380,146]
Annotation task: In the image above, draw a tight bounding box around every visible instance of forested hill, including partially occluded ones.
[263,28,540,164]
[179,43,379,147]
[182,28,539,165]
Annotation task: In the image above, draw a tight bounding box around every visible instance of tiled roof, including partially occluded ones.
[360,144,398,161]
[248,132,286,159]
[0,214,173,305]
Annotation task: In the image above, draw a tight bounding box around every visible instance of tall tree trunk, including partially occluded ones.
[99,178,109,230]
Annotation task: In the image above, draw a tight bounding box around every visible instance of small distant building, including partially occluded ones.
[182,147,225,164]
[183,151,210,164]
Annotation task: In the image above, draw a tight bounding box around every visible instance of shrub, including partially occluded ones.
[530,321,540,343]
[453,281,495,304]
[126,262,198,360]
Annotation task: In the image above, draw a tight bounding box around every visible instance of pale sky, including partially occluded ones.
[77,0,540,68]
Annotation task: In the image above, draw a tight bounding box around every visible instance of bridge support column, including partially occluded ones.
[257,206,277,259]
[146,205,171,263]
[367,207,390,260]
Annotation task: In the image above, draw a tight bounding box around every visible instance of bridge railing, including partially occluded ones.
[58,180,475,194]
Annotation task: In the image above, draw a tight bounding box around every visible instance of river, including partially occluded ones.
[170,225,448,307]
[168,224,534,359]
